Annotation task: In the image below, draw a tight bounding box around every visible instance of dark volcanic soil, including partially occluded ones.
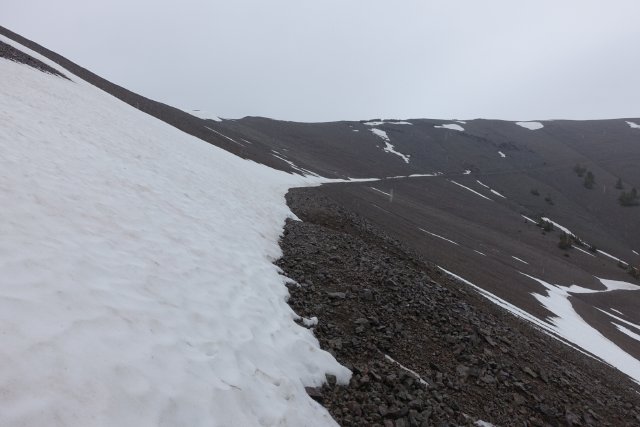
[277,187,640,426]
[0,40,67,78]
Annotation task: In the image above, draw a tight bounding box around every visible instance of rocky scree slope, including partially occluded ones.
[277,188,640,426]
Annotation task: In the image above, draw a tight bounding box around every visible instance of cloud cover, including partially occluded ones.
[3,0,640,122]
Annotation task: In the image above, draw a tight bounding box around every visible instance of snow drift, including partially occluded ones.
[0,37,349,427]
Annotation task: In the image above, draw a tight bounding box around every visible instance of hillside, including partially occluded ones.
[2,26,640,426]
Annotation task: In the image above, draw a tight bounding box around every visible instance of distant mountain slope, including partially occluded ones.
[3,23,640,402]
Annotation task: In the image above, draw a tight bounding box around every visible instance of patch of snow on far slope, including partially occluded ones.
[597,249,628,265]
[369,128,410,163]
[633,250,639,256]
[498,151,506,158]
[474,250,487,256]
[0,56,350,426]
[434,123,465,131]
[626,121,640,129]
[615,325,640,342]
[516,121,544,130]
[522,274,640,383]
[438,268,556,333]
[597,308,640,331]
[363,120,412,126]
[449,180,493,201]
[476,180,490,189]
[522,215,537,224]
[573,246,596,257]
[512,256,529,265]
[463,169,471,175]
[541,217,573,236]
[188,109,223,121]
[204,126,244,146]
[383,355,428,386]
[419,228,459,245]
[370,187,392,198]
[490,189,506,199]
[611,308,625,316]
[474,421,496,427]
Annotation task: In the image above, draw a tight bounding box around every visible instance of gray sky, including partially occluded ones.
[3,0,640,122]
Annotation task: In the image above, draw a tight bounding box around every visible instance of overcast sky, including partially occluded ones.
[3,1,640,122]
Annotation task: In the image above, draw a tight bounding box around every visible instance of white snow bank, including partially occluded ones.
[419,228,459,245]
[522,274,640,383]
[434,123,464,131]
[0,48,349,426]
[498,151,506,158]
[369,128,410,163]
[626,121,640,129]
[449,180,493,201]
[515,121,544,130]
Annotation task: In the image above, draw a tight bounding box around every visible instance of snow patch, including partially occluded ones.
[369,129,410,163]
[204,126,244,146]
[626,121,640,129]
[188,109,223,121]
[522,274,640,383]
[384,355,428,386]
[476,180,490,189]
[449,180,493,201]
[498,151,506,158]
[597,249,627,265]
[512,256,529,265]
[522,215,538,224]
[474,250,487,256]
[370,187,392,198]
[490,189,506,198]
[633,250,639,256]
[434,123,464,131]
[597,308,640,331]
[615,324,640,342]
[573,246,596,257]
[463,169,471,175]
[516,121,544,130]
[419,228,459,245]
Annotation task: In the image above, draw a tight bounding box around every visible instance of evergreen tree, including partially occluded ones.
[619,188,639,206]
[583,171,595,189]
[615,177,624,189]
[558,232,572,249]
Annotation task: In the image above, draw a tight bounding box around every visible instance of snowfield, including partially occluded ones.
[0,41,349,427]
